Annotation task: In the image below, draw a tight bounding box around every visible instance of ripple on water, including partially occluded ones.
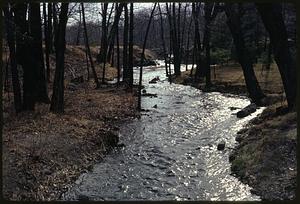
[62,65,262,201]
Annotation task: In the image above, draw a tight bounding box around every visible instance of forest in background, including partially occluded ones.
[2,2,297,113]
[1,2,297,201]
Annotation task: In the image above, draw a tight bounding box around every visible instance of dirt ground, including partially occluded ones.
[230,102,297,200]
[2,45,139,200]
[174,63,297,200]
[174,63,285,105]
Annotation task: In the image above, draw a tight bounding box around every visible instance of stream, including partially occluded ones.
[62,61,263,201]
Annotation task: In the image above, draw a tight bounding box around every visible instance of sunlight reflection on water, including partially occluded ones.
[63,62,264,201]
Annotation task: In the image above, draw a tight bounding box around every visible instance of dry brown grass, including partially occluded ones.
[2,45,139,200]
[3,81,138,200]
[175,62,284,95]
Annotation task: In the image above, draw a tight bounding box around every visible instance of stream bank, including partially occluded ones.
[3,82,139,201]
[230,103,297,200]
[2,45,140,201]
[62,63,264,201]
[174,64,297,200]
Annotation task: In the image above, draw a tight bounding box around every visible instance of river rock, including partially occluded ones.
[217,141,226,151]
[229,153,236,162]
[229,106,240,111]
[153,104,158,108]
[149,76,160,84]
[142,93,157,97]
[237,103,257,118]
[235,134,244,143]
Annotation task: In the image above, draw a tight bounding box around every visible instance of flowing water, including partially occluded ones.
[63,61,263,201]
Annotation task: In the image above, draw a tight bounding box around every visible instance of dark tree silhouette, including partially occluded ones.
[29,3,50,104]
[256,3,296,109]
[98,3,108,63]
[3,3,22,113]
[225,3,265,104]
[47,3,54,53]
[50,3,69,113]
[43,3,51,82]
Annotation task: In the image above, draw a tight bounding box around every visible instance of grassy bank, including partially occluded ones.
[230,102,297,200]
[174,63,297,200]
[2,45,139,200]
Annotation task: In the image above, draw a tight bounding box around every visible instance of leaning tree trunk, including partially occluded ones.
[137,3,157,110]
[3,4,22,113]
[75,7,82,45]
[256,3,296,109]
[81,3,100,88]
[225,4,265,104]
[106,3,125,63]
[50,3,69,113]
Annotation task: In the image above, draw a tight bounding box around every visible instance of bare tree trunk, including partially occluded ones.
[256,3,296,109]
[116,25,121,84]
[137,3,157,110]
[225,3,265,104]
[123,4,129,84]
[43,3,51,82]
[3,4,22,113]
[181,3,188,53]
[30,3,50,103]
[158,4,169,78]
[98,3,108,63]
[13,3,37,110]
[47,3,54,53]
[53,3,58,51]
[172,3,181,76]
[192,3,203,81]
[81,3,100,88]
[128,3,134,87]
[106,3,125,63]
[50,3,69,113]
[75,7,82,45]
[166,3,174,81]
[185,15,193,71]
